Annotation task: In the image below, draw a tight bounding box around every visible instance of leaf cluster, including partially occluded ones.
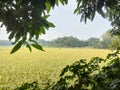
[74,0,119,24]
[0,0,68,53]
[14,81,40,90]
[53,47,120,90]
[14,79,54,90]
[74,0,120,37]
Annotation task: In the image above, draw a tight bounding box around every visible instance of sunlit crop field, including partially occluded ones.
[0,47,110,89]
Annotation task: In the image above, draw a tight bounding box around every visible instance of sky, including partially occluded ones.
[0,1,112,41]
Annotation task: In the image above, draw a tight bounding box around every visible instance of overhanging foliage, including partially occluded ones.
[0,0,68,53]
[0,0,120,53]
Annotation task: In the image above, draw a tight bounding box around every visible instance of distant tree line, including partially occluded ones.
[38,36,101,48]
[38,30,120,49]
[1,30,120,49]
[46,36,100,48]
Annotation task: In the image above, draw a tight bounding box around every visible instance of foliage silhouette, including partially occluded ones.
[53,47,120,90]
[0,0,120,53]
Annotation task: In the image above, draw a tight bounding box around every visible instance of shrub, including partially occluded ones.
[53,48,120,90]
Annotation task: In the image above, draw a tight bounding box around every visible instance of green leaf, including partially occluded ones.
[49,0,56,8]
[40,26,46,34]
[97,9,105,18]
[91,11,96,21]
[55,0,59,6]
[43,15,50,19]
[26,43,32,52]
[45,1,51,13]
[60,0,65,5]
[48,22,55,27]
[10,41,23,54]
[30,40,38,44]
[59,0,68,5]
[35,29,40,40]
[8,31,16,40]
[65,0,68,4]
[31,44,44,51]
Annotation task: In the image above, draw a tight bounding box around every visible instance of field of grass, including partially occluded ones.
[0,47,110,89]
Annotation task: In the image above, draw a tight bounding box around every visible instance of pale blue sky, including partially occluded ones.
[0,1,112,40]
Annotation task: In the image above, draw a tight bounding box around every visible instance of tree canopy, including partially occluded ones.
[0,0,119,53]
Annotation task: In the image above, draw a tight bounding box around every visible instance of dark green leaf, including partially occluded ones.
[45,1,51,13]
[55,0,59,6]
[60,0,65,5]
[30,40,38,44]
[48,22,55,27]
[43,15,50,19]
[74,7,81,14]
[26,43,32,52]
[40,26,46,34]
[10,41,23,54]
[49,0,56,8]
[91,11,95,21]
[97,9,105,18]
[31,44,44,51]
[65,0,68,4]
[8,31,16,40]
[35,29,40,40]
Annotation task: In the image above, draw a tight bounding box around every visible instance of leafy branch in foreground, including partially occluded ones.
[10,40,44,54]
[0,0,68,53]
[74,0,120,36]
[0,0,120,53]
[53,47,120,90]
[14,79,54,90]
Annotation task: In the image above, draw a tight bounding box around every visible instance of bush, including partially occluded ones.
[14,79,54,90]
[53,48,120,90]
